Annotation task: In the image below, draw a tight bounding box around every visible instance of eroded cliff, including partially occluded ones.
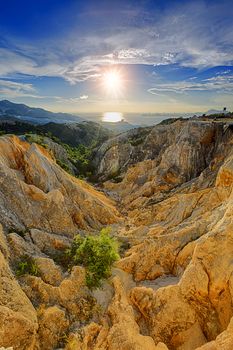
[1,120,233,350]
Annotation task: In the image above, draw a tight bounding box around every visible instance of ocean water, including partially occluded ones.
[80,112,196,126]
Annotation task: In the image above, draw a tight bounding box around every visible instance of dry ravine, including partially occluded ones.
[1,119,233,349]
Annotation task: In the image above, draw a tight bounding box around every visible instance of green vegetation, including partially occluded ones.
[119,240,131,257]
[25,132,94,178]
[62,143,92,177]
[9,228,27,238]
[106,169,122,182]
[0,120,107,179]
[158,117,185,125]
[16,255,39,277]
[129,136,145,146]
[56,159,72,174]
[25,133,48,149]
[55,228,119,289]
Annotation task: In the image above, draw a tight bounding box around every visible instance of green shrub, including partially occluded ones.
[129,137,145,146]
[16,255,39,277]
[66,228,119,289]
[56,159,71,173]
[8,228,27,238]
[119,240,131,257]
[25,134,48,149]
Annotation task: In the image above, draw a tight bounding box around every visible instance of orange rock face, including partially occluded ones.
[0,135,121,234]
[1,121,233,350]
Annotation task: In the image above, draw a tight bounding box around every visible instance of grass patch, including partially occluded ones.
[16,255,39,277]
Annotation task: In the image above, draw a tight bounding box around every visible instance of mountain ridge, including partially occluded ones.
[0,99,84,124]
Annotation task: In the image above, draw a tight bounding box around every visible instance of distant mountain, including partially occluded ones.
[0,100,139,132]
[0,100,83,124]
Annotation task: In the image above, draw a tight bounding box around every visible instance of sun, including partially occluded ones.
[102,69,123,96]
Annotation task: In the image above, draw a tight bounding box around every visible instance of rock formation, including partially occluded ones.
[0,135,121,233]
[1,120,233,349]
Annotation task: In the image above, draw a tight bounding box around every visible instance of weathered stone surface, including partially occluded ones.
[0,135,121,233]
[0,226,38,350]
[37,305,69,350]
[65,277,166,350]
[195,317,233,349]
[21,265,97,330]
[29,228,71,255]
[128,217,233,349]
[107,277,158,350]
[7,232,43,262]
[2,121,233,349]
[96,121,223,185]
[34,257,63,286]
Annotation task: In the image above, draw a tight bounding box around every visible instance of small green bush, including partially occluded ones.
[8,228,27,238]
[16,255,39,277]
[66,228,119,289]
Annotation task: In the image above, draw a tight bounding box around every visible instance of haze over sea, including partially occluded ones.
[80,112,197,126]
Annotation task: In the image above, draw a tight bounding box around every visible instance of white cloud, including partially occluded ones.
[79,95,88,100]
[0,79,34,91]
[0,79,38,98]
[148,74,233,96]
[0,1,233,84]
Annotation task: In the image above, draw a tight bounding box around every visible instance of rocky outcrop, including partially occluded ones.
[96,121,233,214]
[0,225,38,350]
[33,135,77,175]
[2,121,233,349]
[196,317,233,349]
[37,305,69,350]
[95,121,223,182]
[112,131,233,349]
[129,216,233,348]
[65,276,168,350]
[0,135,121,233]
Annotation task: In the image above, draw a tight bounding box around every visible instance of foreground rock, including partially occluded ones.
[0,225,38,350]
[65,277,168,350]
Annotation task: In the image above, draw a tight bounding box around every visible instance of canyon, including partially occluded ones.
[0,118,233,349]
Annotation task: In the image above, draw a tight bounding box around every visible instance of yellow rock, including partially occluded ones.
[0,135,121,234]
[0,226,38,350]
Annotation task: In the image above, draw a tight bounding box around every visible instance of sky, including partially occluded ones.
[0,0,233,115]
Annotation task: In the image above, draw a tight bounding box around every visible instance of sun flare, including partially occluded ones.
[102,69,123,96]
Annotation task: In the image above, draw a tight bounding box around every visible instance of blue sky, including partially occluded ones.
[0,0,233,114]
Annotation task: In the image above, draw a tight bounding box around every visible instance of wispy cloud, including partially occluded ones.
[148,73,233,96]
[0,77,92,104]
[0,79,39,98]
[0,1,232,85]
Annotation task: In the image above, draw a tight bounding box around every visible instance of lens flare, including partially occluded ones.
[102,69,124,96]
